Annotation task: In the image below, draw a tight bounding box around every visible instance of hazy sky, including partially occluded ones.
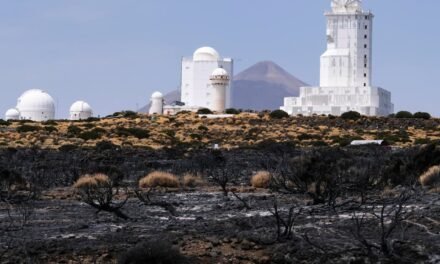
[1,0,439,118]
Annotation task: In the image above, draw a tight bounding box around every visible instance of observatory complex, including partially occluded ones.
[281,0,394,116]
[4,89,94,121]
[149,47,233,115]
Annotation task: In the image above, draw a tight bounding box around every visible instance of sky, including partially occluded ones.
[0,0,439,118]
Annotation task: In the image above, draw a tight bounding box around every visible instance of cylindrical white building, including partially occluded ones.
[70,101,93,120]
[210,68,229,112]
[5,108,20,120]
[149,91,164,115]
[16,89,55,121]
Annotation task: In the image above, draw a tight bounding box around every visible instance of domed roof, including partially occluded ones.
[151,91,163,99]
[16,89,55,112]
[5,108,20,119]
[70,101,92,113]
[211,68,229,77]
[193,47,220,61]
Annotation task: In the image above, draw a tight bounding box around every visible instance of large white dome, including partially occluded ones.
[16,89,55,121]
[5,108,20,120]
[193,47,220,62]
[70,101,93,120]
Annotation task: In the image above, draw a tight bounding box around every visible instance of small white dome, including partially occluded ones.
[211,68,229,77]
[5,108,20,120]
[151,91,163,99]
[16,89,55,121]
[193,47,220,61]
[70,101,92,113]
[70,101,93,120]
[210,68,230,86]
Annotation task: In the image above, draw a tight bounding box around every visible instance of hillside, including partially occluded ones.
[0,114,438,150]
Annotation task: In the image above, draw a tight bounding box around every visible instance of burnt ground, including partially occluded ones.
[1,187,439,264]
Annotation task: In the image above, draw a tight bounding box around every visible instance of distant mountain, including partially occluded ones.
[232,61,307,110]
[139,61,307,112]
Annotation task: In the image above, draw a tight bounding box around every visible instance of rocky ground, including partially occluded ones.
[1,186,439,263]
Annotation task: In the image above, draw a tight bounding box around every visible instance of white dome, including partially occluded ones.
[193,47,220,61]
[211,68,229,77]
[70,101,93,120]
[16,89,55,121]
[5,108,20,120]
[151,91,163,99]
[210,68,230,85]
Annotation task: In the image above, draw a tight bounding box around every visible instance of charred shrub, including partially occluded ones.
[44,126,58,133]
[269,110,289,119]
[58,144,78,152]
[16,125,41,133]
[118,240,188,264]
[413,112,431,119]
[96,140,117,150]
[225,108,240,115]
[395,111,413,118]
[73,173,129,219]
[78,128,106,141]
[0,119,11,126]
[115,127,150,139]
[341,111,361,120]
[197,108,213,115]
[67,125,82,136]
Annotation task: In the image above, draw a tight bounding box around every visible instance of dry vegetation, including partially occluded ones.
[182,173,204,188]
[250,171,271,188]
[420,165,440,188]
[139,171,179,188]
[1,113,440,149]
[73,173,110,189]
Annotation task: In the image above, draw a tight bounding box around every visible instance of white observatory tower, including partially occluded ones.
[280,0,393,116]
[149,91,164,115]
[210,68,229,112]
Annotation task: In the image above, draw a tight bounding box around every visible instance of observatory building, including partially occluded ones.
[70,101,93,120]
[180,47,233,111]
[6,89,56,121]
[281,0,394,116]
[149,92,164,115]
[5,108,20,120]
[149,47,233,115]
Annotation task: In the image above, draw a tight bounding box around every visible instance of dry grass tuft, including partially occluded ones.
[139,171,179,188]
[183,173,204,188]
[73,173,110,189]
[250,171,272,188]
[420,165,440,187]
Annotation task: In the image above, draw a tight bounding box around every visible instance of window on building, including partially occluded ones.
[364,35,367,39]
[364,83,367,87]
[364,44,367,48]
[364,73,367,77]
[365,16,368,20]
[365,25,368,30]
[364,64,367,68]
